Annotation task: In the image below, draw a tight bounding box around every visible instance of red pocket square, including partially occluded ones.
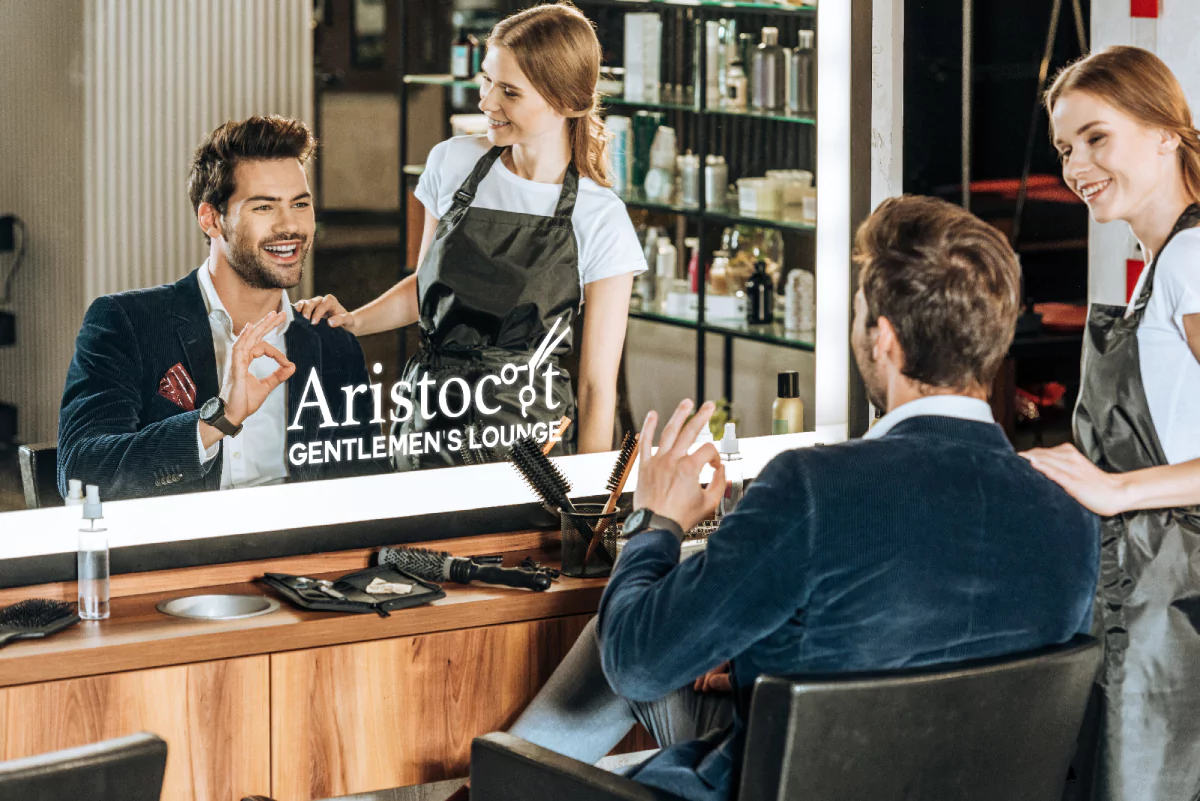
[158,362,197,411]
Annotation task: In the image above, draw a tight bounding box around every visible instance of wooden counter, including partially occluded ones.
[0,531,646,801]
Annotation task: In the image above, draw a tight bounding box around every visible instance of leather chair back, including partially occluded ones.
[738,636,1102,801]
[0,732,167,801]
[17,442,61,509]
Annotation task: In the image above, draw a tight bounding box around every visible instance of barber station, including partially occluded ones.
[2,1,1199,800]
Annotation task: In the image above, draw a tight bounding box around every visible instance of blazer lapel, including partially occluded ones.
[172,270,220,405]
[285,320,322,481]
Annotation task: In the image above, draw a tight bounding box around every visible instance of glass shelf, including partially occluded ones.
[605,97,815,126]
[404,74,481,89]
[630,307,814,351]
[620,191,816,233]
[629,307,699,327]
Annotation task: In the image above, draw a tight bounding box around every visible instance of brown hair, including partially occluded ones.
[1046,46,1200,201]
[854,196,1021,390]
[188,115,317,244]
[488,3,610,187]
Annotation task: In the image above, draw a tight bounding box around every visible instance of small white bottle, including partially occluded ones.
[656,240,678,314]
[716,423,744,519]
[77,484,110,621]
[64,478,85,506]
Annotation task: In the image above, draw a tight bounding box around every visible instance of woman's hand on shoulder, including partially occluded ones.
[294,294,357,333]
[1021,443,1129,516]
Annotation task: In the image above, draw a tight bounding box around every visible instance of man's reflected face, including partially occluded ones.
[220,159,315,290]
[851,287,888,411]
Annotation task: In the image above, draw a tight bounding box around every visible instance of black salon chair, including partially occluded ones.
[0,732,167,801]
[17,442,61,510]
[470,636,1102,801]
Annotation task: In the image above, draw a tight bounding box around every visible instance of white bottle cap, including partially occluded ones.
[691,426,715,453]
[718,422,739,454]
[66,479,84,502]
[83,484,103,521]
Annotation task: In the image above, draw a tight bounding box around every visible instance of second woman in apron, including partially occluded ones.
[1025,46,1200,801]
[296,3,646,470]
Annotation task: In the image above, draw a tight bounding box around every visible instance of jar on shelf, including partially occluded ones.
[722,226,783,293]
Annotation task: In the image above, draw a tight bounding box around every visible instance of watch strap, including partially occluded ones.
[210,414,242,438]
[628,509,686,541]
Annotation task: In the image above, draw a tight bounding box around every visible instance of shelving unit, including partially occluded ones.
[393,0,872,439]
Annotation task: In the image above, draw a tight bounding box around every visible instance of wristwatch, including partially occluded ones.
[199,397,243,438]
[622,508,685,541]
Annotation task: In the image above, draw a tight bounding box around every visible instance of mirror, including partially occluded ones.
[0,0,821,515]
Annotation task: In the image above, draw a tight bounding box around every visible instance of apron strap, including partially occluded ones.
[1128,203,1200,320]
[554,162,581,219]
[450,146,506,211]
[447,144,581,220]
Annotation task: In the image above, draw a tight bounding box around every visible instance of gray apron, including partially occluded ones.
[392,145,581,471]
[1075,204,1200,801]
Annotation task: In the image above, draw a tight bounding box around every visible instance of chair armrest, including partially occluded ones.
[471,733,682,801]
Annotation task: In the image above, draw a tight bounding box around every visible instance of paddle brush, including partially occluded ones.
[378,546,552,591]
[586,432,640,563]
[0,599,80,648]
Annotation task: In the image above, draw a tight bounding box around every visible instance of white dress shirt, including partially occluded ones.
[196,261,292,489]
[864,394,997,440]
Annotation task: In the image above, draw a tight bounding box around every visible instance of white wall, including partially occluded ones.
[0,1,87,446]
[0,0,314,445]
[1089,0,1200,304]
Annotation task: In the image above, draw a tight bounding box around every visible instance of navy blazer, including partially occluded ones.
[58,269,384,500]
[598,416,1101,801]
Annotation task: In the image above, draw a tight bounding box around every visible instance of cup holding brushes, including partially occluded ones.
[0,599,81,648]
[378,546,553,592]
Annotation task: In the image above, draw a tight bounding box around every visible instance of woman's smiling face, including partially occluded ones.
[1052,89,1181,225]
[477,45,564,148]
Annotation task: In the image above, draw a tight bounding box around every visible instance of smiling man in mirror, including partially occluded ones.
[57,115,383,501]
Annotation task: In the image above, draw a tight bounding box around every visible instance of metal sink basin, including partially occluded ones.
[156,594,280,621]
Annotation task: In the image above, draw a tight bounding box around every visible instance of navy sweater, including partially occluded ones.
[597,416,1099,801]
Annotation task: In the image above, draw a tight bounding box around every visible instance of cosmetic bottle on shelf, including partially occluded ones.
[751,27,786,112]
[787,30,816,116]
[745,258,775,325]
[78,485,109,621]
[772,371,805,434]
[656,239,678,315]
[643,126,677,203]
[725,56,749,111]
[450,27,474,79]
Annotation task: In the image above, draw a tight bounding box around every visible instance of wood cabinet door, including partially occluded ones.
[0,656,270,801]
[271,614,595,801]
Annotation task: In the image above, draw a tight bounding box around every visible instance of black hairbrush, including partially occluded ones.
[460,424,501,466]
[377,546,552,591]
[509,435,575,513]
[0,599,80,648]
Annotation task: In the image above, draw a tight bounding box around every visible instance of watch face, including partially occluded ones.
[625,508,650,533]
[199,397,221,419]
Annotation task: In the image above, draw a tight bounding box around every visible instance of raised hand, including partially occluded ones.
[223,311,296,427]
[631,399,725,534]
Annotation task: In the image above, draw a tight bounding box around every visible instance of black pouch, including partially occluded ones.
[260,564,445,617]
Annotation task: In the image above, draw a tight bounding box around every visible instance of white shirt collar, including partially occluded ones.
[197,259,293,338]
[864,395,996,440]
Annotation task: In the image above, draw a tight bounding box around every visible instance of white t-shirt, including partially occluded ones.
[414,135,647,298]
[1127,227,1200,465]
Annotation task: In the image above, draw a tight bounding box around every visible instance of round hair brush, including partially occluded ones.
[378,546,552,592]
[509,435,575,513]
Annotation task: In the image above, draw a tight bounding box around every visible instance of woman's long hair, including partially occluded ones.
[489,3,610,187]
[1046,45,1200,201]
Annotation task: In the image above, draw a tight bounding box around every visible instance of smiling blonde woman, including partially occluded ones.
[1024,45,1200,801]
[295,3,646,470]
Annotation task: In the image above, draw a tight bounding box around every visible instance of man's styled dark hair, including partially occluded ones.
[854,195,1021,390]
[187,115,317,244]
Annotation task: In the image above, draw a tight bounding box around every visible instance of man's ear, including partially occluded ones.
[197,202,223,242]
[875,315,904,369]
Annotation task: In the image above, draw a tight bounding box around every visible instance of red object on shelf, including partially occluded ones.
[1127,259,1144,302]
[1130,0,1159,18]
[967,176,1083,204]
[1034,302,1088,333]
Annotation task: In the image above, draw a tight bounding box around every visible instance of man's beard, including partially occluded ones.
[223,221,308,290]
[851,329,888,412]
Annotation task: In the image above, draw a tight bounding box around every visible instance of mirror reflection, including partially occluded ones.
[0,0,819,511]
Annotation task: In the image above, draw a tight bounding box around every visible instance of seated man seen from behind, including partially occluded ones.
[484,195,1100,801]
[58,115,382,501]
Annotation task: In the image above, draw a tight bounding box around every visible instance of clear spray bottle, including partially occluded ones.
[78,484,110,621]
[716,422,743,519]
